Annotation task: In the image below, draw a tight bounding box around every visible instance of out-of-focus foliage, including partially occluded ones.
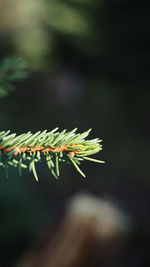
[0,0,98,69]
[0,57,27,98]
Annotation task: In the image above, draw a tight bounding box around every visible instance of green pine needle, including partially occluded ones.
[83,156,105,164]
[32,161,39,182]
[69,156,86,178]
[55,153,60,177]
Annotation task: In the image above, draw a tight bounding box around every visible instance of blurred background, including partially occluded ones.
[0,0,150,266]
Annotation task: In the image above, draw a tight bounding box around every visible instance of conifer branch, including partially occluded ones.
[0,129,104,181]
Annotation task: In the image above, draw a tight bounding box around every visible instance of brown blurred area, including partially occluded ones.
[0,0,150,266]
[15,193,131,267]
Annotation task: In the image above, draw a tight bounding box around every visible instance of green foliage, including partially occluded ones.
[0,0,94,69]
[0,56,27,98]
[0,128,104,181]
